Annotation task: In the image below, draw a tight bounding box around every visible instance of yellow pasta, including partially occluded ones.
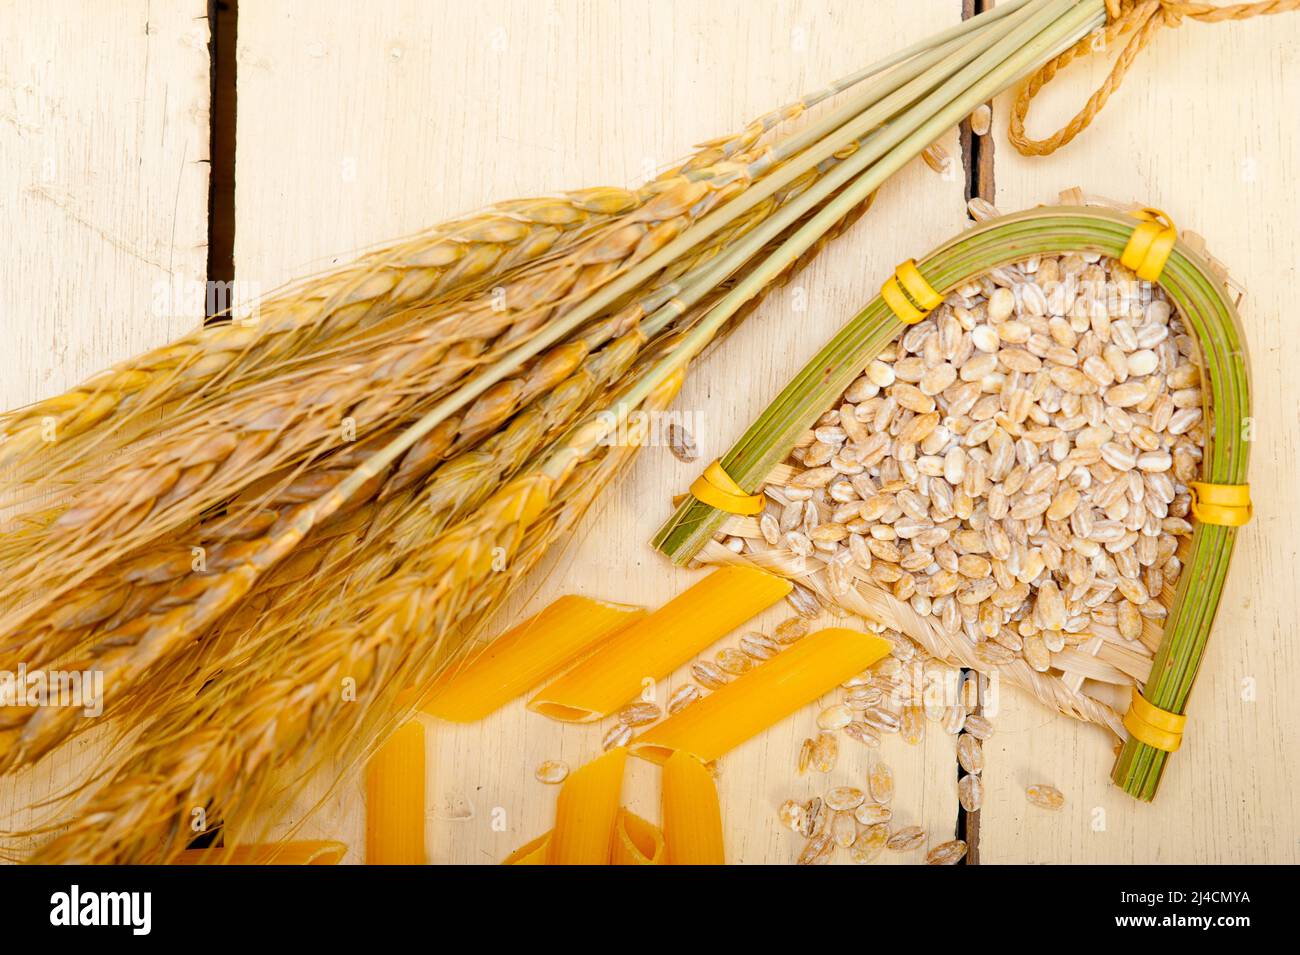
[177,841,347,865]
[366,720,426,865]
[502,833,550,866]
[662,752,724,865]
[631,627,893,765]
[529,566,792,722]
[504,808,663,865]
[547,746,627,865]
[611,809,665,865]
[422,595,645,722]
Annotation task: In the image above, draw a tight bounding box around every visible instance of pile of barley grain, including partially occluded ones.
[751,252,1202,675]
[663,252,1202,862]
[547,607,1041,863]
[780,647,986,865]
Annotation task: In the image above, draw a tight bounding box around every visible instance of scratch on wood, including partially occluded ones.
[26,182,171,272]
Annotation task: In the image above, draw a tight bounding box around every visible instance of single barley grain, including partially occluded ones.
[901,705,926,745]
[798,737,815,774]
[861,705,901,734]
[667,684,701,714]
[825,786,867,812]
[957,733,984,775]
[617,701,661,727]
[963,713,994,740]
[602,723,632,751]
[845,684,883,708]
[818,703,854,730]
[1026,783,1066,810]
[844,721,882,748]
[740,632,781,661]
[692,661,729,690]
[667,423,699,463]
[787,583,822,618]
[850,823,889,863]
[535,760,569,784]
[716,647,756,676]
[773,617,810,644]
[887,826,926,851]
[958,773,983,812]
[854,803,892,826]
[922,142,952,175]
[812,732,839,773]
[926,839,968,865]
[942,706,967,735]
[832,811,858,849]
[798,832,834,865]
[868,761,895,803]
[802,796,824,838]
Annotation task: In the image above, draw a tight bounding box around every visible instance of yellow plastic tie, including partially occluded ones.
[1122,687,1187,753]
[1120,208,1177,282]
[690,460,765,516]
[1189,481,1252,527]
[881,258,942,325]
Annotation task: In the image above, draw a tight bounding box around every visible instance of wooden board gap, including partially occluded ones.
[205,0,237,324]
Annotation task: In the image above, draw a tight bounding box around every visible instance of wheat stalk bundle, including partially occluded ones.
[0,172,873,773]
[30,369,686,864]
[35,194,871,760]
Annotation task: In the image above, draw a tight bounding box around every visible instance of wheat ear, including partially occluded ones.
[0,46,878,483]
[0,171,759,664]
[27,368,679,864]
[13,184,873,761]
[0,138,863,678]
[0,178,729,633]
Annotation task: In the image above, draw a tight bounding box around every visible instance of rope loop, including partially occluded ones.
[1010,1,1300,157]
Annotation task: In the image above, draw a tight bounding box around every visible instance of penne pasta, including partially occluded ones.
[177,841,348,865]
[547,747,627,865]
[366,721,427,865]
[504,808,663,865]
[631,627,893,765]
[502,832,550,866]
[662,752,724,865]
[529,566,792,722]
[611,809,665,865]
[422,595,645,722]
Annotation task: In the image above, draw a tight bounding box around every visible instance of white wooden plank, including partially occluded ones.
[0,0,211,845]
[0,0,211,409]
[978,10,1300,863]
[234,0,971,864]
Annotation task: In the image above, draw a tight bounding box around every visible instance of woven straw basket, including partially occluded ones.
[659,192,1250,800]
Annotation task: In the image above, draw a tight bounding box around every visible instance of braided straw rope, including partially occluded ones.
[1010,0,1300,155]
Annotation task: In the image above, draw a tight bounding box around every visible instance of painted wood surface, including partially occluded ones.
[0,0,211,850]
[4,0,1298,865]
